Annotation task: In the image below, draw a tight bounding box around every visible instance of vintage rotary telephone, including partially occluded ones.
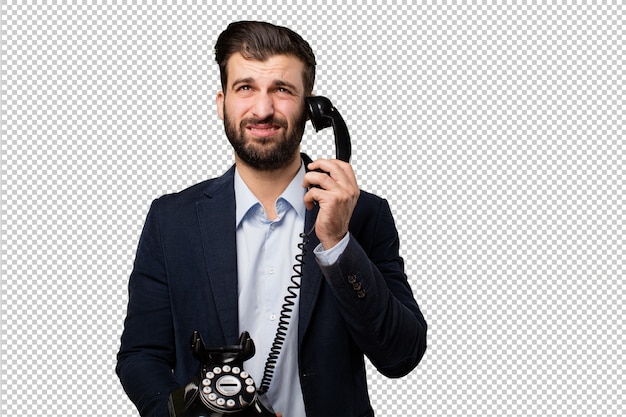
[168,331,275,417]
[168,96,351,417]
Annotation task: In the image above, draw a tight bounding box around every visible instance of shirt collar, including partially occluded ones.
[234,161,307,227]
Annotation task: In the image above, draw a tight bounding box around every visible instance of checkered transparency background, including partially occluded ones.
[1,1,623,416]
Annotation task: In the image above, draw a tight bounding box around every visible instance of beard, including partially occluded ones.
[223,108,306,171]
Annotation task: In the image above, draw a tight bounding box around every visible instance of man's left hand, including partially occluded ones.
[303,158,360,250]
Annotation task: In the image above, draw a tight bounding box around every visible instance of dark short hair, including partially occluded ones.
[215,21,316,94]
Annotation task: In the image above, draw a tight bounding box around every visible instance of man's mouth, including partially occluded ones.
[247,123,282,138]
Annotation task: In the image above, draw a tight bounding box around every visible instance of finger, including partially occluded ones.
[308,159,358,188]
[307,159,349,179]
[307,159,357,189]
[303,188,317,210]
[302,170,339,191]
[303,184,330,209]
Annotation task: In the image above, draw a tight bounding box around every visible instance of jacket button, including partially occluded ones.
[347,274,357,284]
[357,289,366,299]
[352,282,362,291]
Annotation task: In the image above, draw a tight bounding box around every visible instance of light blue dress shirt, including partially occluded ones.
[234,161,349,415]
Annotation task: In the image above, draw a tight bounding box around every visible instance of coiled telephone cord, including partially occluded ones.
[257,228,311,395]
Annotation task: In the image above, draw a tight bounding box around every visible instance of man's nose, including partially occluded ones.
[251,92,274,120]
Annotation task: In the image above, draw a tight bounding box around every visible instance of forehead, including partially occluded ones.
[225,52,305,89]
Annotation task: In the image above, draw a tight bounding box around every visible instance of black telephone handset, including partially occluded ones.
[305,96,351,163]
[168,331,276,417]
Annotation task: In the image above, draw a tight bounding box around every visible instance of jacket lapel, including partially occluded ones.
[195,167,240,344]
[298,203,324,346]
[298,153,326,345]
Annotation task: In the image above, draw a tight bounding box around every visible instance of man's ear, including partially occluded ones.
[216,91,225,120]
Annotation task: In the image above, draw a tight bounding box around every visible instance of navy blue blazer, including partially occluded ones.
[117,162,427,417]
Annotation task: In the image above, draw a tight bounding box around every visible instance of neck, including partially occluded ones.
[235,153,302,219]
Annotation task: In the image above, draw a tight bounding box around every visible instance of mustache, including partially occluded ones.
[241,116,289,128]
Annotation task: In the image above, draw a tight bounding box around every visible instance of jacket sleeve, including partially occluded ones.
[316,197,427,377]
[116,199,179,416]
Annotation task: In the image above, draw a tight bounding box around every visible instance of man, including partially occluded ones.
[117,21,427,417]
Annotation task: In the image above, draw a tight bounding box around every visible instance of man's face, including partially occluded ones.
[216,53,308,171]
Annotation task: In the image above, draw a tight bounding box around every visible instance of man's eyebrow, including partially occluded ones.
[274,80,300,91]
[231,77,254,88]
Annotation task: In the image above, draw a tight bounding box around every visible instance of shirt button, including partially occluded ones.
[270,223,276,230]
[269,267,275,274]
[269,314,276,321]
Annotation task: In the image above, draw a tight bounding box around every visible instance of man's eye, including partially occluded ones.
[277,87,291,94]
